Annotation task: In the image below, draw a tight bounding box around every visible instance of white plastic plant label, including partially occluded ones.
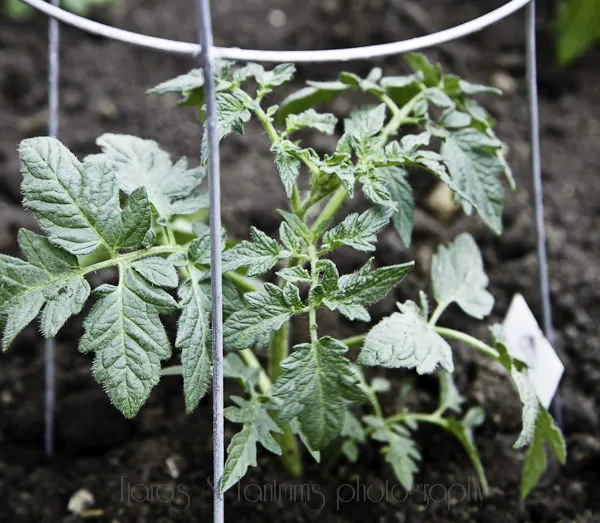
[502,294,564,408]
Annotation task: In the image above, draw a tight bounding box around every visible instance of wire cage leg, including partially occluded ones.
[195,0,225,520]
[525,0,563,429]
[44,0,61,459]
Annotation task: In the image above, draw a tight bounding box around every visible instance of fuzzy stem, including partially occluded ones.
[310,186,347,235]
[267,322,303,477]
[225,271,262,293]
[383,411,447,429]
[276,426,303,477]
[342,334,366,348]
[308,245,320,345]
[268,324,289,382]
[251,96,306,476]
[435,327,500,359]
[378,91,425,144]
[428,302,446,326]
[239,349,272,394]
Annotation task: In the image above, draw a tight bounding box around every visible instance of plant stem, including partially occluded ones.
[268,323,289,382]
[266,321,303,477]
[291,186,302,216]
[383,411,447,429]
[239,349,272,394]
[277,425,303,477]
[342,334,366,348]
[428,303,446,326]
[251,96,307,477]
[435,326,500,359]
[225,271,262,293]
[378,91,424,144]
[250,100,279,143]
[71,245,183,280]
[164,224,177,246]
[310,186,347,235]
[308,245,320,344]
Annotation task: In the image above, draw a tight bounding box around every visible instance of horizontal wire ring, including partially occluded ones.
[21,0,531,62]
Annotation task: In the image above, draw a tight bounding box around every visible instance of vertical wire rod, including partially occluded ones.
[525,0,562,429]
[195,0,225,520]
[45,0,61,458]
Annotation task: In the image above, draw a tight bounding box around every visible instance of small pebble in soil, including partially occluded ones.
[267,9,287,28]
[67,488,95,516]
[491,71,519,95]
[424,182,460,222]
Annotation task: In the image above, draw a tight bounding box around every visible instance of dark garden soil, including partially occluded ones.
[1,0,599,521]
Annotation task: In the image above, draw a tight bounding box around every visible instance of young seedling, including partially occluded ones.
[0,54,564,501]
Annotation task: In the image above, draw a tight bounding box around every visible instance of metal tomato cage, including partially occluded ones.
[20,0,560,520]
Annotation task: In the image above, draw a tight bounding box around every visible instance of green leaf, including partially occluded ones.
[276,266,311,284]
[423,87,454,108]
[342,411,366,443]
[438,371,464,415]
[223,352,259,390]
[556,0,600,65]
[188,228,226,267]
[118,188,152,250]
[491,325,540,448]
[223,283,302,349]
[440,129,505,234]
[339,68,385,94]
[371,423,421,491]
[0,244,90,347]
[222,396,283,492]
[279,221,301,253]
[277,80,348,123]
[380,73,424,108]
[272,140,301,197]
[285,109,337,135]
[4,0,33,19]
[439,109,472,129]
[17,229,76,276]
[20,137,121,255]
[79,267,175,417]
[344,104,387,143]
[359,300,454,374]
[147,68,205,103]
[289,418,321,463]
[322,207,391,252]
[62,0,116,15]
[212,91,252,141]
[92,134,206,222]
[222,277,246,319]
[341,412,365,463]
[188,232,211,266]
[431,233,494,319]
[360,169,394,208]
[254,63,295,90]
[316,152,356,197]
[222,227,290,277]
[520,406,567,500]
[404,53,442,87]
[273,337,366,449]
[131,257,179,288]
[277,210,310,241]
[40,276,91,338]
[177,273,212,413]
[321,259,414,322]
[446,407,489,494]
[385,167,414,247]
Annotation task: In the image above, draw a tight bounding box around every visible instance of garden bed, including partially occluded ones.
[0,0,599,521]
